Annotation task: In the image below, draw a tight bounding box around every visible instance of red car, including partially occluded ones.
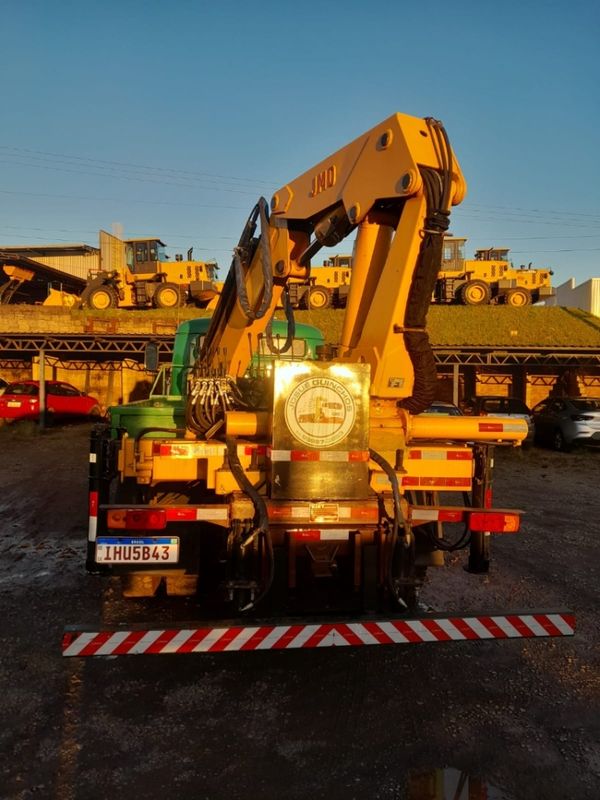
[0,380,102,423]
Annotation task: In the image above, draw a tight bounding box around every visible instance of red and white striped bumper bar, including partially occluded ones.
[62,611,575,657]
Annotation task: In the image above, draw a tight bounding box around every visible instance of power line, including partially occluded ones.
[464,202,600,222]
[0,158,261,196]
[0,144,278,187]
[2,143,599,224]
[0,223,236,241]
[0,188,247,210]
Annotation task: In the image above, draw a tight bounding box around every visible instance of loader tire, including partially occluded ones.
[153,282,183,309]
[505,287,532,307]
[85,285,118,310]
[459,280,491,306]
[307,285,331,310]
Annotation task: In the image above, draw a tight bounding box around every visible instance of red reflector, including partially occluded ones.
[485,488,493,509]
[479,422,503,432]
[439,509,465,523]
[447,451,472,460]
[125,509,167,530]
[165,507,197,522]
[356,507,379,521]
[89,491,98,517]
[469,511,520,533]
[349,451,370,462]
[244,445,267,456]
[152,442,194,457]
[290,530,321,541]
[269,505,294,518]
[408,450,422,460]
[446,478,472,487]
[291,450,319,462]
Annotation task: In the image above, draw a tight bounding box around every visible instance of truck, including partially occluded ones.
[284,239,555,309]
[81,231,219,310]
[0,233,220,310]
[287,254,353,309]
[434,237,555,306]
[64,112,574,657]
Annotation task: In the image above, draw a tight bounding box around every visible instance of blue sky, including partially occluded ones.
[1,0,599,286]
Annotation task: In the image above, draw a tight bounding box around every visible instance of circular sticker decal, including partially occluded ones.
[284,376,356,447]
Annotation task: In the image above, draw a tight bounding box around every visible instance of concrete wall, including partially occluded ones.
[0,307,185,410]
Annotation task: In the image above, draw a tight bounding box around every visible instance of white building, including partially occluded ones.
[550,277,600,317]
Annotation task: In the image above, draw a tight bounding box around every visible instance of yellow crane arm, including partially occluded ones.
[200,112,466,410]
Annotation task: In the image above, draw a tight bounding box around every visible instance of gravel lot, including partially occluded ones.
[0,423,598,800]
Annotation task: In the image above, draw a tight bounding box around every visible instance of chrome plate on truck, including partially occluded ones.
[95,537,179,564]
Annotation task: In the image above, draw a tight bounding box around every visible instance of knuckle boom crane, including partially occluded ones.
[64,113,574,657]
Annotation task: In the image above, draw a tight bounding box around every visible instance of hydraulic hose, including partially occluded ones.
[234,197,273,321]
[369,447,414,609]
[225,435,273,611]
[265,286,296,355]
[398,118,453,415]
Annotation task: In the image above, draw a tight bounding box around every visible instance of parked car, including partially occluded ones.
[0,381,102,424]
[420,401,463,416]
[531,396,600,451]
[472,395,534,445]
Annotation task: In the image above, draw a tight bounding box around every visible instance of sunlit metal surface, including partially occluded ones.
[271,361,371,499]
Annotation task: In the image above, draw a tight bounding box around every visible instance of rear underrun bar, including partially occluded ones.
[62,610,575,657]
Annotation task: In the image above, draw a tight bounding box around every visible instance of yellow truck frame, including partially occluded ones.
[66,112,574,657]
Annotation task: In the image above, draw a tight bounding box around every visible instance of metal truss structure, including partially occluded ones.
[1,333,600,373]
[434,347,600,367]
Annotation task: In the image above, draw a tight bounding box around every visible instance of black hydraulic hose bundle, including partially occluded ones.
[369,447,414,609]
[265,285,295,355]
[420,519,471,552]
[225,436,273,611]
[233,197,273,322]
[184,376,248,439]
[398,118,453,415]
[185,195,294,436]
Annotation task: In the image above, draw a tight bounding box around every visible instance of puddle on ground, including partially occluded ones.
[407,767,513,800]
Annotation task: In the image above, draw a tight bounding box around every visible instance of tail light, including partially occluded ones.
[107,508,167,530]
[468,511,520,533]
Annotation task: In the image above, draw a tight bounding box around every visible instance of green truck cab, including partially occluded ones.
[109,319,325,437]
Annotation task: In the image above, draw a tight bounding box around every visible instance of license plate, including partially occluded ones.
[95,536,179,564]
[7,401,21,408]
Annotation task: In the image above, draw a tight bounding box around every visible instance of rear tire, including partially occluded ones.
[505,287,532,307]
[88,405,102,420]
[552,428,571,452]
[153,283,183,309]
[459,280,491,306]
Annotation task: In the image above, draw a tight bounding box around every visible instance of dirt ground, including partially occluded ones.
[0,423,599,800]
